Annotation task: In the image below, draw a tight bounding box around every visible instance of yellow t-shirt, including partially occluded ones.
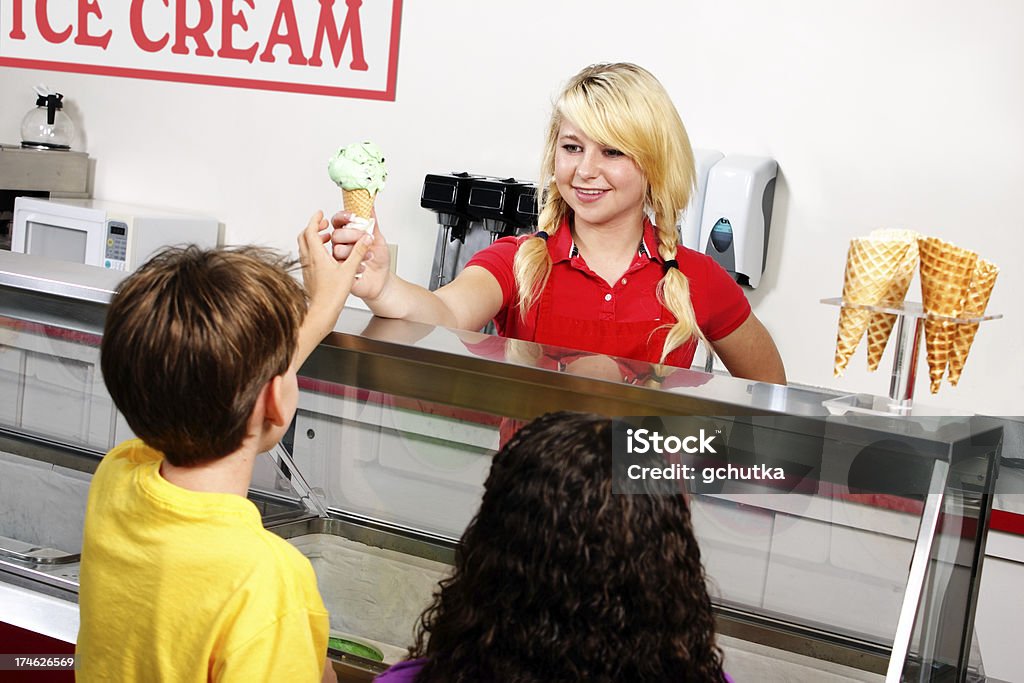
[76,439,329,682]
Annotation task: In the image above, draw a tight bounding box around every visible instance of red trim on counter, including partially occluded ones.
[990,509,1024,536]
[297,376,503,428]
[0,317,102,347]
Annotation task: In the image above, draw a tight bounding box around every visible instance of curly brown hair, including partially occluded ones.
[409,411,725,682]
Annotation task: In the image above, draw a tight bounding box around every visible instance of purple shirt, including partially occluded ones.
[374,658,426,682]
[374,658,735,682]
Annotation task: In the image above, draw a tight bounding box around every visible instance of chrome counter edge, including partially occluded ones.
[0,250,122,304]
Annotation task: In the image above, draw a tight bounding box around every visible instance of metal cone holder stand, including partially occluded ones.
[820,298,1002,416]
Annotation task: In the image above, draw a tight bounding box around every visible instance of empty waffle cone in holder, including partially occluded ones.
[865,230,920,371]
[947,258,999,387]
[833,238,910,376]
[918,237,977,394]
[821,297,1002,415]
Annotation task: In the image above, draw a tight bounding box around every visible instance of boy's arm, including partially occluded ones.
[295,211,373,368]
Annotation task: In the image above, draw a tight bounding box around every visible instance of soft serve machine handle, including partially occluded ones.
[421,173,539,288]
[465,177,538,244]
[421,172,478,288]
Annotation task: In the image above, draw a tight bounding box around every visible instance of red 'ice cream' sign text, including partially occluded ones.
[0,0,403,101]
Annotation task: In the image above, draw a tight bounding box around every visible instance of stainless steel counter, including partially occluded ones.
[0,248,1010,682]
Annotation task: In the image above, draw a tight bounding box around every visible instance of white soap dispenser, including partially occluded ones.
[697,156,777,288]
[678,148,724,251]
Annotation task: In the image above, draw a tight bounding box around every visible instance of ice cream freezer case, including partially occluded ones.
[0,248,1012,682]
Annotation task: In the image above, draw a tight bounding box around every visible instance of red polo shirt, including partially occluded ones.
[466,218,751,368]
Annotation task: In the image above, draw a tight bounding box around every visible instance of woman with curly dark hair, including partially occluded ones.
[375,411,732,682]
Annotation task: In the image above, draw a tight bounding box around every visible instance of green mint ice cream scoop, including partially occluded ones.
[327,635,384,662]
[327,141,387,195]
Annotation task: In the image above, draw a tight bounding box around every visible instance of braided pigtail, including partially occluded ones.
[513,108,571,321]
[512,190,559,320]
[655,222,708,364]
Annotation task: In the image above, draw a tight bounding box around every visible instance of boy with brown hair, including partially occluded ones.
[76,213,371,682]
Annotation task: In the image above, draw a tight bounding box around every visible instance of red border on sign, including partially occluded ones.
[0,1,403,102]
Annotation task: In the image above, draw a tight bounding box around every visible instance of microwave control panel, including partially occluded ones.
[103,221,129,271]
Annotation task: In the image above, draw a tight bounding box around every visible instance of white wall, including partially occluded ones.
[2,0,1022,415]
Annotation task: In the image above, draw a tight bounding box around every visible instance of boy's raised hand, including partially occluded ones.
[300,210,373,303]
[294,210,373,366]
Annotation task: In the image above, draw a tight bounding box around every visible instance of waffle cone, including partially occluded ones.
[947,259,998,386]
[918,237,977,393]
[342,188,375,219]
[834,238,908,376]
[865,231,920,371]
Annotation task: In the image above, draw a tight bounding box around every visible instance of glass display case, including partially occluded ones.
[0,249,1006,682]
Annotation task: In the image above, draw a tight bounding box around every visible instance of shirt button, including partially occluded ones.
[604,293,612,302]
[621,278,627,285]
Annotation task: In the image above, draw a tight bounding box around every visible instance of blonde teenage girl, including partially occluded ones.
[330,63,785,383]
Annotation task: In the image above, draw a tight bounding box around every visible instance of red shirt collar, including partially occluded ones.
[543,216,664,265]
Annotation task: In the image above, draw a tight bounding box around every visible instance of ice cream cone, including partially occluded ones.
[946,258,998,386]
[918,237,977,393]
[342,188,375,220]
[328,141,386,232]
[865,230,920,371]
[834,238,909,376]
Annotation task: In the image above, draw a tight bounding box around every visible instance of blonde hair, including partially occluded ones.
[513,63,706,363]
